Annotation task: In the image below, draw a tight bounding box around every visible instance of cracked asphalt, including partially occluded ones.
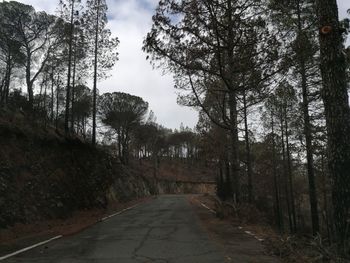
[3,195,226,263]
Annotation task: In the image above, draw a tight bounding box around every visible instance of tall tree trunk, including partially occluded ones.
[25,50,34,108]
[225,148,231,201]
[229,91,240,203]
[4,60,12,105]
[71,42,77,133]
[92,0,101,145]
[280,112,293,233]
[44,81,48,127]
[296,0,320,236]
[117,129,122,160]
[0,80,4,106]
[315,0,350,249]
[83,116,86,138]
[272,113,283,233]
[300,51,320,235]
[321,152,332,243]
[226,0,240,203]
[243,91,253,203]
[153,152,158,180]
[39,79,44,110]
[217,159,224,199]
[284,109,297,233]
[124,130,130,164]
[56,74,60,130]
[65,0,75,134]
[50,69,55,123]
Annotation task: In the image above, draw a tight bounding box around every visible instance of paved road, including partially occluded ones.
[3,195,226,263]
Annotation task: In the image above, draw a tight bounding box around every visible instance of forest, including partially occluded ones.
[1,0,350,261]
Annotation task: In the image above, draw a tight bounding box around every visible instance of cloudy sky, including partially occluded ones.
[21,0,350,130]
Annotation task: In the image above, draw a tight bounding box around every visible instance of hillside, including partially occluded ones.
[0,113,152,229]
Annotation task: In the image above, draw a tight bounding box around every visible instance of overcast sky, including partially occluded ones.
[21,0,350,130]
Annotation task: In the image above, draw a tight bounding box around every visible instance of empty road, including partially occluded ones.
[2,195,227,263]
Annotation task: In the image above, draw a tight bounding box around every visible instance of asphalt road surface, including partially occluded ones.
[3,195,228,263]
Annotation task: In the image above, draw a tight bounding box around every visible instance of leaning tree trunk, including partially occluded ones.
[315,0,350,250]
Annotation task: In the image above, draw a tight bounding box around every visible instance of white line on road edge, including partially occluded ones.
[200,203,216,214]
[245,230,254,236]
[243,230,264,242]
[101,203,139,221]
[0,235,62,261]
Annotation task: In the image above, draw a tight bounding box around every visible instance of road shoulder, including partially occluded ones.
[189,195,280,263]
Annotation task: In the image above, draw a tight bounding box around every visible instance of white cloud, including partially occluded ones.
[21,0,57,13]
[338,0,349,18]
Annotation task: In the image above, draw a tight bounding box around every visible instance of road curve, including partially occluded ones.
[3,195,225,263]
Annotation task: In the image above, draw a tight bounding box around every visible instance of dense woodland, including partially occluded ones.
[1,0,350,258]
